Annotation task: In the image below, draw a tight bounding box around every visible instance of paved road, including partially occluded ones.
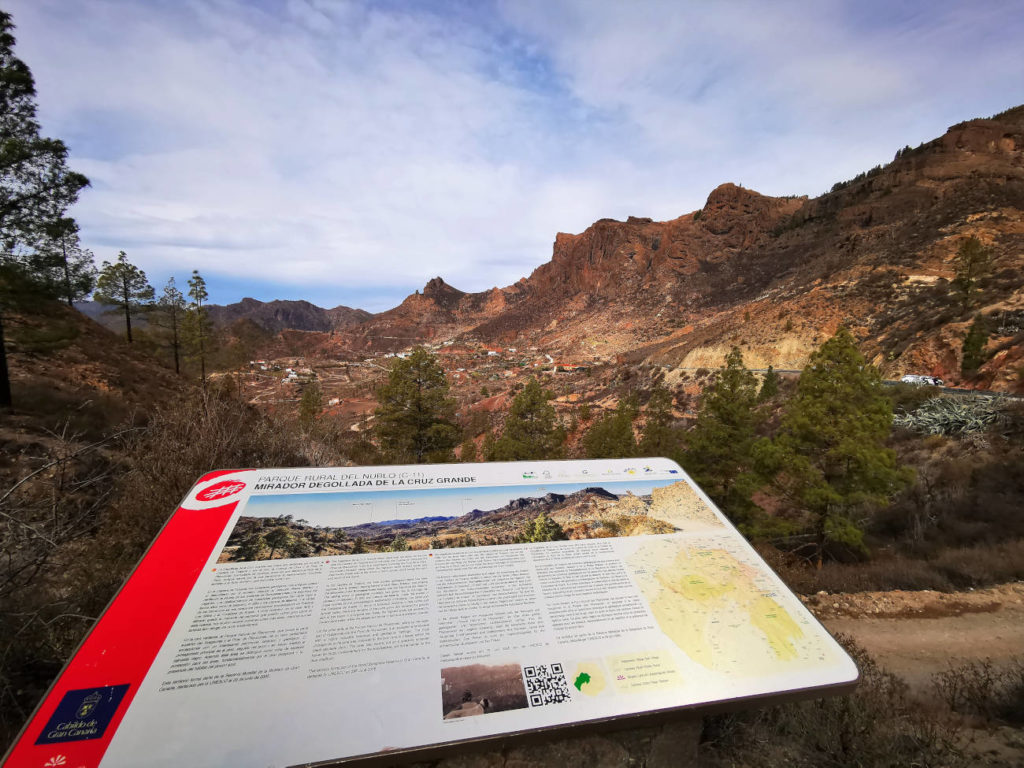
[666,366,1022,398]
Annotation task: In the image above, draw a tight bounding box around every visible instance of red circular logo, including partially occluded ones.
[197,480,247,502]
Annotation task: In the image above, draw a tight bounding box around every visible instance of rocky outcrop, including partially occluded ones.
[699,183,802,247]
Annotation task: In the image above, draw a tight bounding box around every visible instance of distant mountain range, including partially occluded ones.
[77,104,1024,390]
[75,296,371,335]
[338,486,636,544]
[205,297,371,333]
[376,515,455,526]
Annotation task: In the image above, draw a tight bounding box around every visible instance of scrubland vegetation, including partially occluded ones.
[4,323,1023,753]
[2,287,1022,753]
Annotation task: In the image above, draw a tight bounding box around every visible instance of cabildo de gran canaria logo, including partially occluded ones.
[36,685,130,745]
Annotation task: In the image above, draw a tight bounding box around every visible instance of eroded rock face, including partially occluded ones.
[699,183,801,247]
[247,105,1024,389]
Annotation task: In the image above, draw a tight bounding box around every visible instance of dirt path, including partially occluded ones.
[812,583,1024,765]
[806,582,1024,692]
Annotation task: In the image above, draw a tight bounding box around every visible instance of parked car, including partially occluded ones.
[900,374,942,386]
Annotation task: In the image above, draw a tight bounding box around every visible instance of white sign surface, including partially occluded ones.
[6,459,857,768]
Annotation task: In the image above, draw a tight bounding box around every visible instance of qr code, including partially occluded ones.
[523,663,571,706]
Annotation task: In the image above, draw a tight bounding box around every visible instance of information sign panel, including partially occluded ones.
[4,459,858,768]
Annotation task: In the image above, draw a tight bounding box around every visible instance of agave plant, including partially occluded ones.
[894,394,1010,436]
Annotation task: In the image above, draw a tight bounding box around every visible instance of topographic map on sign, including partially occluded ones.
[628,537,841,677]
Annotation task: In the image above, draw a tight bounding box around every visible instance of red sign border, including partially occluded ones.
[2,470,250,768]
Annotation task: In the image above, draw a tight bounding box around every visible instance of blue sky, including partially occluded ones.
[7,0,1023,310]
[244,479,679,528]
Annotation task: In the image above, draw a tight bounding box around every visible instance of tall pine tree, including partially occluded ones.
[582,395,638,459]
[960,315,988,375]
[0,11,90,407]
[373,347,459,463]
[952,236,991,314]
[36,217,95,307]
[638,385,685,462]
[185,270,212,389]
[767,328,911,566]
[151,277,186,374]
[299,380,323,431]
[93,251,154,343]
[682,347,764,525]
[758,365,780,401]
[486,377,565,460]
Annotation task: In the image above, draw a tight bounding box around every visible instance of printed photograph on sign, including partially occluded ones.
[217,479,724,562]
[441,663,529,719]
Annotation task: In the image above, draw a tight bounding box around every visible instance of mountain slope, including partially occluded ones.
[225,104,1024,389]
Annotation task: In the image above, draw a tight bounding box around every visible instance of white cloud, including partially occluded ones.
[5,0,1023,309]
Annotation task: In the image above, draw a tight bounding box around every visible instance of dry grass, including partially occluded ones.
[701,635,966,767]
[934,658,1024,725]
[0,383,347,751]
[770,540,1024,595]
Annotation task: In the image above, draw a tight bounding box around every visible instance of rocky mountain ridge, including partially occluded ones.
[101,104,1023,389]
[323,103,1021,388]
[206,297,371,333]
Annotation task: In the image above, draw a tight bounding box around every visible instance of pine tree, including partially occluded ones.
[298,380,323,430]
[388,535,409,552]
[638,385,685,461]
[93,251,154,343]
[185,270,213,389]
[287,537,312,558]
[961,315,988,375]
[582,396,638,458]
[151,277,186,374]
[264,526,292,560]
[37,217,95,307]
[235,533,268,561]
[373,347,459,463]
[351,537,367,554]
[480,430,495,462]
[758,365,780,401]
[486,377,566,460]
[682,347,764,524]
[516,512,567,543]
[460,438,477,463]
[0,11,90,407]
[952,236,991,314]
[767,327,911,566]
